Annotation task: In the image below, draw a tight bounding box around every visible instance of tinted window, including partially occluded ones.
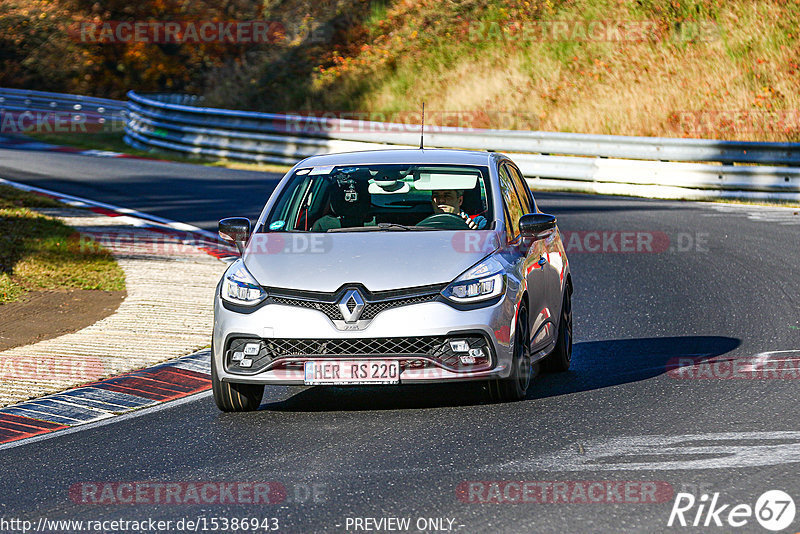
[498,164,524,237]
[505,163,535,213]
[264,164,493,232]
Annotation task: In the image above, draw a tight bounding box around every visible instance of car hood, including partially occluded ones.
[242,231,499,292]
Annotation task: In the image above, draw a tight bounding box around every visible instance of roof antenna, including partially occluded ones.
[419,102,425,150]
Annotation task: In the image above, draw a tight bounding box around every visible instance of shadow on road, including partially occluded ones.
[259,381,487,412]
[530,335,741,400]
[256,336,740,411]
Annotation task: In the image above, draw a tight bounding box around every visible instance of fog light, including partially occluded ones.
[239,359,253,368]
[449,340,469,352]
[231,351,244,362]
[469,348,485,359]
[244,343,260,355]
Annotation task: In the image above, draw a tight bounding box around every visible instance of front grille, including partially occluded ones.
[267,284,445,322]
[270,297,339,318]
[265,336,439,356]
[225,334,492,375]
[359,294,439,319]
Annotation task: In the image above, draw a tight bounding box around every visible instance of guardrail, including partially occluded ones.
[3,88,800,201]
[0,88,126,132]
[126,91,800,166]
[124,91,800,200]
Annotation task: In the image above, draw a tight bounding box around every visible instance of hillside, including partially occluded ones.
[202,0,800,142]
[3,0,799,141]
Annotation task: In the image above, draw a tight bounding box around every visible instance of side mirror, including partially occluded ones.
[519,213,556,240]
[218,217,251,255]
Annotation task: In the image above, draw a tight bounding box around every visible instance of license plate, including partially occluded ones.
[303,359,400,385]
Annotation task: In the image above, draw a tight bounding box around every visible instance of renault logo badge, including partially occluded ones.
[338,289,365,323]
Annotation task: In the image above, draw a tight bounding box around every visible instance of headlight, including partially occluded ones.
[442,255,506,303]
[220,259,267,306]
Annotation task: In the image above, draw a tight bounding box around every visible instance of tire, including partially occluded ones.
[487,306,534,402]
[211,348,264,412]
[541,289,572,373]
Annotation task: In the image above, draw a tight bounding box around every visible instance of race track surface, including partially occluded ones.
[1,148,799,533]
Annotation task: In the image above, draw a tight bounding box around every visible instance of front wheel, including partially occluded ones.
[211,349,264,412]
[541,289,572,373]
[487,306,533,402]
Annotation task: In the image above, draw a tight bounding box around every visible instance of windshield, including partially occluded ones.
[262,164,493,232]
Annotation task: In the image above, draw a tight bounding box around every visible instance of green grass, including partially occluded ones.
[0,184,125,304]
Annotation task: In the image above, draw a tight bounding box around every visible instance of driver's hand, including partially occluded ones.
[436,204,457,214]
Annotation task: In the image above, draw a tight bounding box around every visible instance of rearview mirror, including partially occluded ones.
[519,213,556,239]
[218,217,251,255]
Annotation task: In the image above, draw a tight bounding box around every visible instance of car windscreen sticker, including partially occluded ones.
[269,220,285,230]
[309,165,334,175]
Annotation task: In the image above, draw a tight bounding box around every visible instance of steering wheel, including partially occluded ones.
[416,213,471,230]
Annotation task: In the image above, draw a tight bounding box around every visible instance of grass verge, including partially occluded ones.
[0,184,126,304]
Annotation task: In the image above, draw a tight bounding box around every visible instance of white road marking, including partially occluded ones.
[0,176,228,243]
[703,204,800,225]
[493,431,800,471]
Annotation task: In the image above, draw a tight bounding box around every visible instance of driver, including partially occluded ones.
[431,190,487,229]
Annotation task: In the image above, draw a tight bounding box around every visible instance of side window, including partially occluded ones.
[498,164,524,238]
[505,163,535,213]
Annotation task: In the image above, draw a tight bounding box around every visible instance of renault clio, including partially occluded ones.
[212,149,572,411]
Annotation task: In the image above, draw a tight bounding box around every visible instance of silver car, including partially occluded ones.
[212,149,573,411]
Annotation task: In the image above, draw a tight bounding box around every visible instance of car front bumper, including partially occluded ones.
[212,290,516,386]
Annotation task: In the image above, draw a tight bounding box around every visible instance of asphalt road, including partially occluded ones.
[0,148,279,230]
[2,149,800,533]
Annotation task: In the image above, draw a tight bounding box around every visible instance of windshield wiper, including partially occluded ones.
[328,223,435,232]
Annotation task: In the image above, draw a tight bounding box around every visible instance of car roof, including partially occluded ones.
[295,148,497,168]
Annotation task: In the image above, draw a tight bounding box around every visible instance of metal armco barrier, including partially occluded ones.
[125,92,800,165]
[0,88,125,117]
[3,88,800,201]
[124,91,800,200]
[0,88,126,133]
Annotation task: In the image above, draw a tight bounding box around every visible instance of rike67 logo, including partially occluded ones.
[668,490,796,531]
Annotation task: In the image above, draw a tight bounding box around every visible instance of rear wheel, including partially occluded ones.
[487,306,534,402]
[211,347,264,412]
[541,289,572,373]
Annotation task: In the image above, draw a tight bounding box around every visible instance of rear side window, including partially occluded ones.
[498,164,525,237]
[505,163,535,213]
